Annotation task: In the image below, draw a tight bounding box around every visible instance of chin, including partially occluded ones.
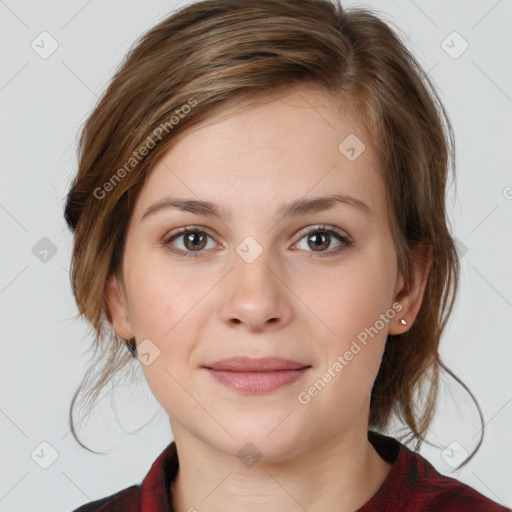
[216,419,305,463]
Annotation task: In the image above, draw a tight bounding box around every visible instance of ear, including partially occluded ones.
[104,272,135,340]
[388,242,433,335]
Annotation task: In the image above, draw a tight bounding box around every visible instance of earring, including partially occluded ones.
[125,337,137,356]
[400,319,407,326]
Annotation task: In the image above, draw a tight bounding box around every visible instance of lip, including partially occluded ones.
[203,357,311,394]
[204,357,309,372]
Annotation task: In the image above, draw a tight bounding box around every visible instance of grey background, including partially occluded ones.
[0,1,511,510]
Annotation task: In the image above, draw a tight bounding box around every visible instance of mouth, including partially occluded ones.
[203,357,311,394]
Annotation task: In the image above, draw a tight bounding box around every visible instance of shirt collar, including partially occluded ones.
[138,431,406,512]
[140,440,179,511]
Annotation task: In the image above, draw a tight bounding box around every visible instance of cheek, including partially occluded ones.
[139,355,202,434]
[125,257,209,406]
[299,258,396,345]
[299,247,395,399]
[125,254,205,339]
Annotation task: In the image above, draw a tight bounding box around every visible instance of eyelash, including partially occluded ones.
[160,224,353,259]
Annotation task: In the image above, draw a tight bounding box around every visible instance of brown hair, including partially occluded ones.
[64,0,483,463]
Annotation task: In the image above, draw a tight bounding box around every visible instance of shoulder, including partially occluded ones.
[367,431,510,512]
[419,478,511,511]
[71,484,141,511]
[406,448,510,511]
[419,472,510,511]
[70,439,178,512]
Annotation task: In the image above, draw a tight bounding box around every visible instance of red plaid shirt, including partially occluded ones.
[72,431,510,511]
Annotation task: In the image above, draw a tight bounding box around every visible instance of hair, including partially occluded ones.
[64,0,483,464]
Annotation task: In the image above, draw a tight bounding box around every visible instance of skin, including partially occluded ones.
[105,85,432,512]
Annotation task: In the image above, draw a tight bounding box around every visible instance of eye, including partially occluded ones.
[293,225,352,256]
[161,224,353,259]
[162,226,217,258]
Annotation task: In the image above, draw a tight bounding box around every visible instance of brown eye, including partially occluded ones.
[307,232,330,251]
[163,227,216,258]
[294,225,352,257]
[182,231,207,251]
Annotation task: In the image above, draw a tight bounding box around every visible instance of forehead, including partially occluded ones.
[134,87,386,222]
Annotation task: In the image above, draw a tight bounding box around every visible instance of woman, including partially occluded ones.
[64,0,510,510]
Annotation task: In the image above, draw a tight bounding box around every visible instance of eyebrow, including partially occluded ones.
[141,193,372,223]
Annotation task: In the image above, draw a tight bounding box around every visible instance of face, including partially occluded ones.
[105,86,413,461]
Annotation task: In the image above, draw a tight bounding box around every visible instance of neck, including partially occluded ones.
[169,417,392,512]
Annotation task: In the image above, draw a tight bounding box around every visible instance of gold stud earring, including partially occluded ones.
[400,319,407,326]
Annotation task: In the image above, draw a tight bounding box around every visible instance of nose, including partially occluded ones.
[218,245,294,332]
